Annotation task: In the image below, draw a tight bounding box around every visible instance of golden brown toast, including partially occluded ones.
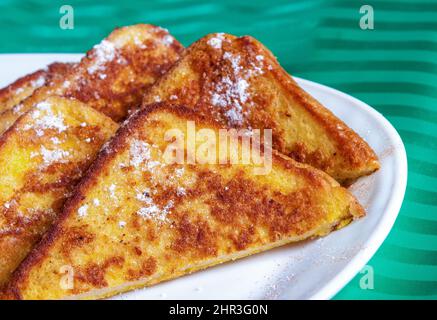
[0,96,118,287]
[142,33,379,184]
[2,103,364,300]
[0,63,73,114]
[0,24,183,135]
[0,25,182,287]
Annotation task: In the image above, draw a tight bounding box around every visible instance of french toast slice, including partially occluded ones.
[3,103,364,300]
[0,62,73,114]
[0,96,118,287]
[0,24,183,134]
[142,33,379,184]
[0,24,182,287]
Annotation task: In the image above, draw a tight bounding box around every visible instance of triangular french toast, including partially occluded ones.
[0,24,183,134]
[2,103,364,299]
[142,33,379,184]
[0,24,183,285]
[0,96,118,286]
[0,62,73,114]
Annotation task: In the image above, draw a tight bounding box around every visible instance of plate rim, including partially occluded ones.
[0,54,408,300]
[295,78,408,300]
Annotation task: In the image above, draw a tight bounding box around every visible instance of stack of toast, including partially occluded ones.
[0,25,379,299]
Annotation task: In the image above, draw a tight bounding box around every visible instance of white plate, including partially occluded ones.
[0,54,407,300]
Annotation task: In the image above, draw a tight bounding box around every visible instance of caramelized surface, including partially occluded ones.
[0,96,118,286]
[3,104,364,299]
[0,24,183,134]
[0,24,183,288]
[143,33,379,184]
[0,63,73,114]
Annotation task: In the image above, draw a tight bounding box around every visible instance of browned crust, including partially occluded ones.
[142,33,379,183]
[0,70,45,100]
[63,24,184,122]
[2,102,363,299]
[0,26,184,296]
[254,39,379,168]
[0,24,184,136]
[0,62,74,98]
[0,63,74,134]
[0,62,74,113]
[239,35,379,170]
[0,96,118,296]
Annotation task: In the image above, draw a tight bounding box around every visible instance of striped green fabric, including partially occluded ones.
[0,0,436,299]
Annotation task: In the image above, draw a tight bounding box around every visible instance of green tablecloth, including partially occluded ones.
[0,0,436,299]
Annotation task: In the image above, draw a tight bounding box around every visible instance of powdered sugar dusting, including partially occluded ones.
[35,101,51,111]
[108,184,117,199]
[77,204,88,217]
[176,187,186,196]
[207,33,225,49]
[31,75,45,88]
[134,35,147,49]
[208,50,265,125]
[163,35,174,46]
[129,139,162,171]
[225,108,243,124]
[40,146,70,167]
[23,101,67,136]
[51,137,61,145]
[236,78,250,103]
[136,189,173,223]
[130,139,151,168]
[87,40,116,75]
[175,167,185,177]
[13,103,23,114]
[135,187,149,200]
[210,74,247,125]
